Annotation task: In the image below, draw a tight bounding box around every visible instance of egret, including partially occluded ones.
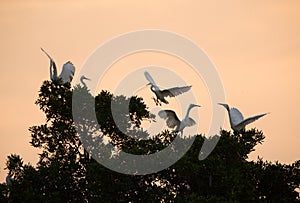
[6,173,12,186]
[218,103,269,132]
[80,75,90,88]
[158,103,200,134]
[144,71,191,105]
[41,48,75,84]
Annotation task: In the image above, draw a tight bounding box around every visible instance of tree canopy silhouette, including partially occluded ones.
[1,80,299,202]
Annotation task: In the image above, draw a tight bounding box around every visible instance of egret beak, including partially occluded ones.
[218,103,229,111]
[146,83,151,86]
[191,104,201,108]
[81,75,91,80]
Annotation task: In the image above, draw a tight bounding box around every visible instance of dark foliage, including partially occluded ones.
[1,80,299,202]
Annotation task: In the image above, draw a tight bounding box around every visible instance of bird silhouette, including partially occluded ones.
[158,103,200,134]
[144,71,191,105]
[41,48,75,84]
[218,103,269,132]
[80,75,90,88]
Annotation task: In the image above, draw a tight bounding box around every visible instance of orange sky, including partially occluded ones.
[0,0,300,182]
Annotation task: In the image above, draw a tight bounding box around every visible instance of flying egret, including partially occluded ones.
[144,71,192,105]
[158,103,200,134]
[218,103,269,132]
[41,48,75,84]
[6,174,12,186]
[80,75,90,88]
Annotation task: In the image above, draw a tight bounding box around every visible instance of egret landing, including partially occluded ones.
[144,71,191,106]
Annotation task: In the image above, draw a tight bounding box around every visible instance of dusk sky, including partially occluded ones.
[0,1,299,182]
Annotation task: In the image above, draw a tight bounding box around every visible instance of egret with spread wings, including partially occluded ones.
[158,103,200,134]
[41,48,75,84]
[144,71,191,105]
[218,103,269,132]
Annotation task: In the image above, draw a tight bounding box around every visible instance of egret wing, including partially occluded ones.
[161,85,191,97]
[41,47,54,62]
[144,71,159,90]
[41,48,57,78]
[235,113,269,129]
[185,117,196,127]
[59,61,75,84]
[229,108,244,126]
[158,110,180,129]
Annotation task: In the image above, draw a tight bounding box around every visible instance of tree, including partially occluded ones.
[1,79,299,202]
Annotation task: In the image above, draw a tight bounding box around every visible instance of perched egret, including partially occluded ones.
[41,48,75,84]
[80,75,90,88]
[218,103,269,132]
[144,71,191,105]
[6,174,12,186]
[158,103,200,134]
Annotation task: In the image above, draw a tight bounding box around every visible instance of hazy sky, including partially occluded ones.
[0,0,299,182]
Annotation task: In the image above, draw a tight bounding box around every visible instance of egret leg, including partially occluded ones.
[156,98,162,106]
[152,97,161,106]
[151,97,157,105]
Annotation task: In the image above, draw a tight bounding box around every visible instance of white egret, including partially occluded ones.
[218,103,269,132]
[158,103,200,134]
[6,174,12,186]
[80,75,90,88]
[144,71,191,105]
[41,48,75,84]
